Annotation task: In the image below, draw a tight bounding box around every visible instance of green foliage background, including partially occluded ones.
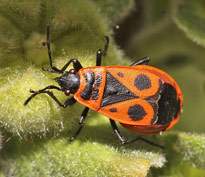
[0,0,204,176]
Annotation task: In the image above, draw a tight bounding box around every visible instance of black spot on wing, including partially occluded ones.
[109,108,117,112]
[128,104,147,121]
[134,74,151,90]
[100,72,138,107]
[117,72,124,77]
[145,79,163,101]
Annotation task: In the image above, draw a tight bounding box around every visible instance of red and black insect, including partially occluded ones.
[24,25,183,148]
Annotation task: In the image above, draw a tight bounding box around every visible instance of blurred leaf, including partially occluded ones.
[127,21,205,71]
[115,0,174,49]
[142,0,173,26]
[91,0,135,26]
[0,170,5,177]
[175,0,205,47]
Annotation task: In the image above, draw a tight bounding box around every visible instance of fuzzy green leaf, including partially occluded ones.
[177,132,205,169]
[0,0,110,66]
[1,123,165,177]
[0,0,128,138]
[151,132,205,176]
[2,130,205,176]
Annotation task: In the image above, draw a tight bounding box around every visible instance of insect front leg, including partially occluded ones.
[34,91,76,108]
[42,25,83,73]
[24,85,60,105]
[24,85,77,108]
[41,24,62,73]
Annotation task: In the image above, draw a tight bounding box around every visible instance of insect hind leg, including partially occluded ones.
[124,136,164,149]
[109,119,164,149]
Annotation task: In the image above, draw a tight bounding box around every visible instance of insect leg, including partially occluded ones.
[59,58,83,72]
[24,85,61,105]
[42,24,62,73]
[43,58,83,73]
[24,86,77,108]
[69,107,90,142]
[130,57,150,66]
[35,91,76,108]
[109,119,164,149]
[109,119,126,144]
[78,107,90,124]
[42,25,83,73]
[40,92,76,108]
[96,36,109,66]
[60,96,77,108]
[126,136,164,149]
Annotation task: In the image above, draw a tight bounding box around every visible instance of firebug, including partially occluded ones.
[24,25,183,148]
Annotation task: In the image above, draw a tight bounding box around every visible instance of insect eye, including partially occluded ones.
[64,90,70,96]
[69,69,76,74]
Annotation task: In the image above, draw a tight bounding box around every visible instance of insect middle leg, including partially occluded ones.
[69,107,90,142]
[109,119,164,149]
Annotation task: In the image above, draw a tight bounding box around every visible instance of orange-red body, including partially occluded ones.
[74,65,183,134]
